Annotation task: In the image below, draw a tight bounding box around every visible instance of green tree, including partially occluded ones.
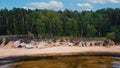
[87,24,97,37]
[66,18,79,37]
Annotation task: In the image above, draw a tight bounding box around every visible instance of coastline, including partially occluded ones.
[0,46,120,60]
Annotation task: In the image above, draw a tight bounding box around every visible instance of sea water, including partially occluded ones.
[0,56,120,68]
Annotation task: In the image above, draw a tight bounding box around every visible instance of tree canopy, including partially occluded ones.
[0,8,120,41]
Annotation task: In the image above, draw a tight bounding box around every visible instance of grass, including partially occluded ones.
[51,36,107,40]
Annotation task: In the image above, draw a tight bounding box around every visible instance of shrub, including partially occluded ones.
[114,33,120,42]
[0,39,2,45]
[106,32,115,40]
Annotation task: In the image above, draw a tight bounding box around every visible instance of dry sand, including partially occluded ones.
[0,46,120,59]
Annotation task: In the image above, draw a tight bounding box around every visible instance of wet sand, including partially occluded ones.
[0,46,120,59]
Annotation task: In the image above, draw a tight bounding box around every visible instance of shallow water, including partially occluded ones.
[0,56,120,68]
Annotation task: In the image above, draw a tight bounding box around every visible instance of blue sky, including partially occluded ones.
[0,0,120,11]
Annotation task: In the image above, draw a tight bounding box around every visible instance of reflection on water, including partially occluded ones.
[0,56,120,68]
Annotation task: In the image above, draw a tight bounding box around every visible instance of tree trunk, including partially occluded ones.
[13,17,16,35]
[6,17,9,35]
[22,16,25,34]
[99,31,101,37]
[81,29,83,38]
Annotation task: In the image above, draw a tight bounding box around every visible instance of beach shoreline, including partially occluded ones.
[0,46,120,60]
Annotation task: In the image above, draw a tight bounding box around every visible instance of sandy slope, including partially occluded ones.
[0,46,120,58]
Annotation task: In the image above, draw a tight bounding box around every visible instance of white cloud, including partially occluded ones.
[27,0,63,9]
[77,3,93,11]
[109,0,120,3]
[86,0,106,4]
[86,0,120,4]
[22,6,34,10]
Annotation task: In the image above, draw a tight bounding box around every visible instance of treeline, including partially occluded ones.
[0,8,120,41]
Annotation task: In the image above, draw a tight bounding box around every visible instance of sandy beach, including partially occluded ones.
[0,46,120,59]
